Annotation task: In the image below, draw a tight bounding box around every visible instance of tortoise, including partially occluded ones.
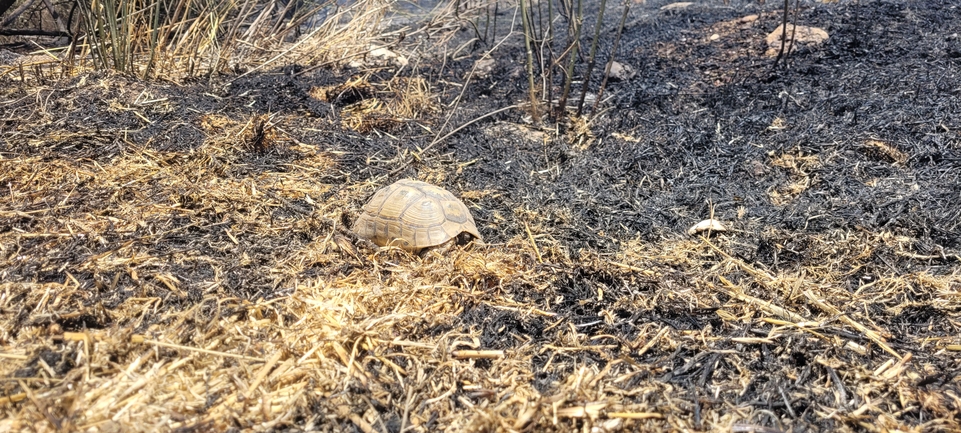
[352,179,483,252]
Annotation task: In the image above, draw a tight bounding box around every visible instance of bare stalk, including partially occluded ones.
[520,0,540,122]
[556,0,582,118]
[575,0,607,116]
[591,0,631,116]
[773,0,790,68]
[545,0,555,118]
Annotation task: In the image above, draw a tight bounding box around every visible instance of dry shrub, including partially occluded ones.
[1,0,391,82]
[313,76,440,133]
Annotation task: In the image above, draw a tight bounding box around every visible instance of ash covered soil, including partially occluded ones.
[1,0,960,431]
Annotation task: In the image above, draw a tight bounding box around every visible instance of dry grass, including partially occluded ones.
[1,1,960,432]
[0,0,389,82]
[1,103,959,429]
[312,76,440,133]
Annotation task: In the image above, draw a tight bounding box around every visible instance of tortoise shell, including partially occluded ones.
[353,179,482,251]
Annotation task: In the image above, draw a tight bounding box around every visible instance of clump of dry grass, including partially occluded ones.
[311,76,440,133]
[0,0,391,82]
[767,148,821,205]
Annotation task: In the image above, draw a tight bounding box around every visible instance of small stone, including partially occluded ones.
[710,33,720,41]
[368,46,409,67]
[472,57,495,79]
[740,14,759,23]
[607,61,636,81]
[688,219,728,236]
[765,24,829,56]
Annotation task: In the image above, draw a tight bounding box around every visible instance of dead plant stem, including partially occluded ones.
[520,0,541,122]
[557,0,583,117]
[702,238,903,359]
[592,0,631,116]
[575,0,607,116]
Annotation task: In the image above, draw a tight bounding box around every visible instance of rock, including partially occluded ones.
[607,61,636,81]
[688,219,728,236]
[370,46,409,67]
[351,46,409,68]
[472,57,495,80]
[765,24,829,56]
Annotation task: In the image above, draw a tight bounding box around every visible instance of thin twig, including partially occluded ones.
[132,335,267,361]
[702,238,903,359]
[592,0,631,116]
[575,0,607,116]
[520,0,541,122]
[389,104,520,176]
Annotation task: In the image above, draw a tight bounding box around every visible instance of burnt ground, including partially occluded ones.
[0,0,960,431]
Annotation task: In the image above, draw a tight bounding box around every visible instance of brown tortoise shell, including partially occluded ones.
[352,179,482,251]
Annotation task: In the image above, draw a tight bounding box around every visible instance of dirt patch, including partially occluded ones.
[1,0,959,431]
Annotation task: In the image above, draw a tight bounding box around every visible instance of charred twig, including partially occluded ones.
[556,0,583,117]
[519,0,541,122]
[575,0,607,116]
[592,0,631,116]
[0,0,39,28]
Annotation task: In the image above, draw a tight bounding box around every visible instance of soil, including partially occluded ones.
[1,0,959,431]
